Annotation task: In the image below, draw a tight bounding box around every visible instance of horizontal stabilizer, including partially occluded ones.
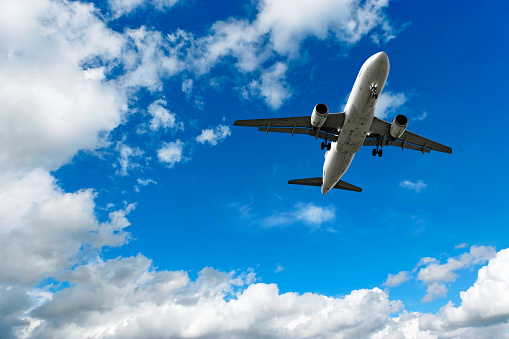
[288,177,362,192]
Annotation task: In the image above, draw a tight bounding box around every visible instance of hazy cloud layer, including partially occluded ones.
[400,180,427,193]
[263,203,336,229]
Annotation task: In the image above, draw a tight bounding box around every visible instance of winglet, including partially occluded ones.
[288,177,362,192]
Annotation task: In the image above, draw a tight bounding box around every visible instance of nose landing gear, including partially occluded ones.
[370,83,379,99]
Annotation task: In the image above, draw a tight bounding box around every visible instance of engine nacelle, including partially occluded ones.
[311,103,329,128]
[390,114,408,139]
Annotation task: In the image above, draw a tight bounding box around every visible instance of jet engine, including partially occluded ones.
[390,114,408,139]
[311,103,329,128]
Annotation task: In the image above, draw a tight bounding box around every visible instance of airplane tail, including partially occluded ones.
[288,177,362,192]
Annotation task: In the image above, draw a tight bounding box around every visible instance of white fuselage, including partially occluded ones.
[322,52,390,194]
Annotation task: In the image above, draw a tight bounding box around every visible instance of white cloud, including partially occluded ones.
[275,265,285,273]
[386,246,496,303]
[120,26,183,91]
[5,247,509,338]
[147,99,182,131]
[264,203,335,229]
[255,0,393,56]
[385,271,410,288]
[0,169,133,285]
[134,178,157,192]
[196,125,231,146]
[157,140,185,167]
[19,259,402,338]
[413,111,428,121]
[116,143,144,176]
[422,248,509,330]
[246,62,291,110]
[400,180,427,193]
[374,91,406,119]
[455,242,469,249]
[184,0,396,109]
[182,78,193,96]
[137,178,157,186]
[108,0,179,18]
[0,0,127,172]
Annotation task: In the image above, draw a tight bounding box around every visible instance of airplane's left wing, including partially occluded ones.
[367,117,452,154]
[233,113,345,142]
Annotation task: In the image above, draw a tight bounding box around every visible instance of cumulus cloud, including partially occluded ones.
[5,247,509,338]
[0,0,127,172]
[255,0,393,55]
[400,180,427,193]
[119,26,184,91]
[157,140,185,167]
[263,203,336,229]
[0,169,134,285]
[116,143,144,176]
[19,258,402,338]
[374,91,406,119]
[385,246,496,303]
[147,99,183,131]
[196,125,231,146]
[184,0,396,109]
[421,248,509,331]
[384,271,410,288]
[245,62,291,109]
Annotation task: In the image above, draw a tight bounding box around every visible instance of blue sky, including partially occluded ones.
[1,0,509,337]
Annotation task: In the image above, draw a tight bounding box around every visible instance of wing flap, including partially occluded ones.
[234,116,311,128]
[258,127,339,142]
[363,138,430,153]
[234,113,346,138]
[288,177,362,192]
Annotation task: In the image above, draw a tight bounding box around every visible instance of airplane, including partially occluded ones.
[233,52,452,194]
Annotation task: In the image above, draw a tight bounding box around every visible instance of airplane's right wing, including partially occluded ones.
[367,117,452,154]
[233,113,345,142]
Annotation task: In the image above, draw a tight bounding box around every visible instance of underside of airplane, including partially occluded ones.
[234,52,452,194]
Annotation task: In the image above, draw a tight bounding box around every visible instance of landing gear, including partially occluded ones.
[370,83,379,99]
[372,134,384,157]
[321,142,331,151]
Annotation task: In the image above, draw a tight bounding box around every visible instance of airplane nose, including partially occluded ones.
[373,51,389,68]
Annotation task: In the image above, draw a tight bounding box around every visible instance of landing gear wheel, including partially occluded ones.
[378,149,383,157]
[372,149,377,156]
[321,142,325,150]
[327,143,331,151]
